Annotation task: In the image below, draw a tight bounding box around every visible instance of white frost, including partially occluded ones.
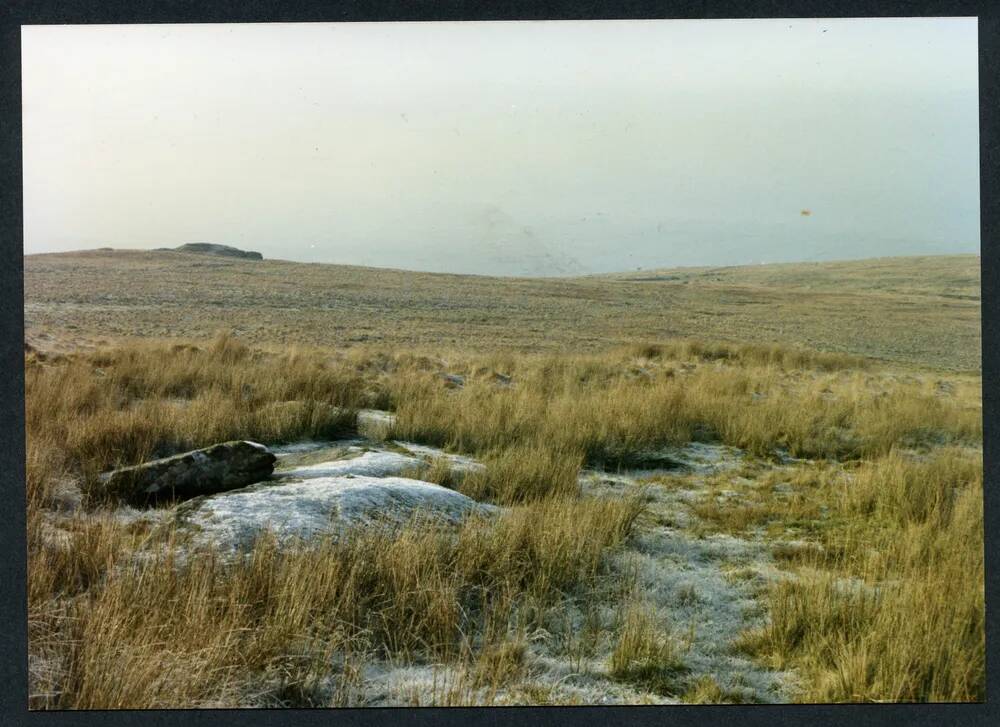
[271,440,354,456]
[276,450,425,479]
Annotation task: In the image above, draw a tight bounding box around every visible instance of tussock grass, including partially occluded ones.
[472,639,527,689]
[25,334,984,706]
[29,334,980,484]
[628,339,868,372]
[836,448,981,527]
[688,464,841,537]
[737,450,984,702]
[459,444,584,504]
[681,675,759,704]
[27,334,364,482]
[608,602,688,696]
[389,354,979,462]
[30,486,643,707]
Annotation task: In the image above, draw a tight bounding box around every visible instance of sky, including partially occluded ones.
[21,18,980,276]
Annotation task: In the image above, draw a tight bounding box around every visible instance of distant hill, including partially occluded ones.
[22,251,981,371]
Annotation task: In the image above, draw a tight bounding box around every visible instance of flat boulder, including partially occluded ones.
[177,475,497,551]
[99,441,276,506]
[275,449,425,480]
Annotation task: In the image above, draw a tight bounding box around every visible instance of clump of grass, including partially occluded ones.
[738,449,984,702]
[630,339,869,372]
[459,444,583,504]
[837,447,981,527]
[675,583,701,607]
[681,675,758,704]
[398,457,461,490]
[608,603,687,696]
[472,639,527,689]
[691,489,824,535]
[456,495,646,604]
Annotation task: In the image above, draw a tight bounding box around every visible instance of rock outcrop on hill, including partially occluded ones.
[174,243,264,260]
[99,440,276,506]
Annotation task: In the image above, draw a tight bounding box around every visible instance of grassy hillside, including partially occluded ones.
[24,251,981,371]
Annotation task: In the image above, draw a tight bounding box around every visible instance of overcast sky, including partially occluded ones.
[22,18,979,275]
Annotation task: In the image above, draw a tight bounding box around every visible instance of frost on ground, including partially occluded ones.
[573,442,797,703]
[343,658,678,707]
[609,505,791,703]
[271,439,484,475]
[274,439,794,705]
[118,434,798,704]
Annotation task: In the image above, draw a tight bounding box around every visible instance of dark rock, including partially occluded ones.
[175,243,264,260]
[99,441,276,506]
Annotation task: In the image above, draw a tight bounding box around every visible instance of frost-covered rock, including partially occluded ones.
[98,440,275,506]
[178,475,496,550]
[271,440,356,457]
[275,449,425,479]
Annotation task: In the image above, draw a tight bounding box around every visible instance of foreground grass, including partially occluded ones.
[608,602,689,697]
[26,334,984,706]
[700,450,986,702]
[30,493,643,708]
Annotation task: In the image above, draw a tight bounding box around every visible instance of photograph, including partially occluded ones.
[20,17,984,708]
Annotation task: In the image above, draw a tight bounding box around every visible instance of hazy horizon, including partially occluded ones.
[21,246,982,279]
[22,19,980,276]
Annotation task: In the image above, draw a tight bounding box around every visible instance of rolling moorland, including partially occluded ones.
[25,250,981,370]
[24,250,983,707]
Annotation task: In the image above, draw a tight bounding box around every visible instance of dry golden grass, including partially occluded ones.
[735,450,984,702]
[387,350,980,462]
[30,496,644,708]
[30,333,979,502]
[608,602,688,696]
[681,675,758,704]
[25,332,984,706]
[26,337,367,489]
